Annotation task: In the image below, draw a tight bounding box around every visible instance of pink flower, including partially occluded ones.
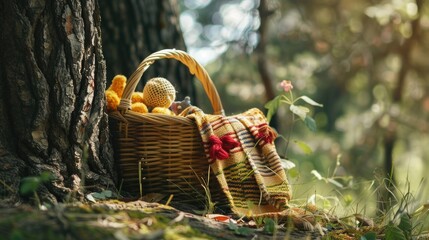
[280,80,293,92]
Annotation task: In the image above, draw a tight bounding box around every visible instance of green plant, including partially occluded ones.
[265,80,323,160]
[20,172,54,207]
[167,166,217,216]
[310,154,354,189]
[85,190,114,203]
[227,220,255,237]
[263,217,277,235]
[197,166,216,215]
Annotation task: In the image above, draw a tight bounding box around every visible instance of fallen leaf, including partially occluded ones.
[207,214,235,223]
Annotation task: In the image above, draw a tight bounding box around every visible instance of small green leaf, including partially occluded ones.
[228,218,254,236]
[327,178,344,188]
[304,116,317,132]
[92,192,106,199]
[264,95,283,123]
[234,226,254,236]
[263,218,276,234]
[288,168,300,179]
[343,194,354,206]
[86,193,97,203]
[361,232,377,240]
[102,190,113,198]
[10,230,25,240]
[293,140,313,155]
[398,214,412,238]
[311,170,323,180]
[228,220,238,231]
[20,177,41,195]
[289,104,309,120]
[298,96,323,107]
[39,172,54,182]
[280,158,296,170]
[385,223,407,240]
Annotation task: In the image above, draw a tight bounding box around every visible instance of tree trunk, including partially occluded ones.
[256,0,278,130]
[378,0,422,213]
[99,0,196,101]
[256,0,275,103]
[0,0,115,205]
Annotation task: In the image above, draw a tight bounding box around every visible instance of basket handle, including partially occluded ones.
[118,49,225,115]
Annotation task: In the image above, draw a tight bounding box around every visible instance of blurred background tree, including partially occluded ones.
[179,0,429,215]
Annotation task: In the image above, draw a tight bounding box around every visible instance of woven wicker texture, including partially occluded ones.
[109,49,226,206]
[142,77,176,108]
[118,49,224,115]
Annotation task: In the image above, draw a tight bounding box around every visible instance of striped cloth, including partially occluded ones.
[182,107,292,218]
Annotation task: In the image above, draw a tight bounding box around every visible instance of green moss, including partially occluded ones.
[165,225,213,240]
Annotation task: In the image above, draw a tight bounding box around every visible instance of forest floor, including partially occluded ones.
[1,198,410,240]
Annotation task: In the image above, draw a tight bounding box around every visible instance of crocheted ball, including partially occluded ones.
[131,102,148,113]
[131,92,144,103]
[105,90,120,112]
[142,77,176,108]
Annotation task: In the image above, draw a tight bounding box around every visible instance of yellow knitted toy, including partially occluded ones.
[108,75,127,98]
[143,77,176,109]
[106,75,176,115]
[105,75,127,112]
[131,102,149,113]
[131,92,144,103]
[131,92,148,113]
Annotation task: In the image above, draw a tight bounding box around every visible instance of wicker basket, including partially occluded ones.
[109,49,225,205]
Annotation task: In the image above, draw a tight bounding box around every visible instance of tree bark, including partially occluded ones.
[100,0,196,101]
[0,0,115,205]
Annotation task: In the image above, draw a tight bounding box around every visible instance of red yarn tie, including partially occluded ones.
[257,124,277,144]
[220,135,240,151]
[208,135,240,161]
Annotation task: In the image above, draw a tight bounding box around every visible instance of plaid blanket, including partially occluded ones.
[182,107,292,218]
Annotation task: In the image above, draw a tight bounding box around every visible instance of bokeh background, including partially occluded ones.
[178,0,429,217]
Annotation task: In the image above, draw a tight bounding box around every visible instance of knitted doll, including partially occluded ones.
[105,75,127,112]
[105,74,148,113]
[170,96,192,115]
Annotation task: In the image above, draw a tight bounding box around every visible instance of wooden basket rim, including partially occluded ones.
[109,110,195,126]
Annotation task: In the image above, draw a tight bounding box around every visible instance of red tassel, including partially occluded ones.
[208,134,240,161]
[209,135,229,160]
[257,124,277,144]
[220,135,240,151]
